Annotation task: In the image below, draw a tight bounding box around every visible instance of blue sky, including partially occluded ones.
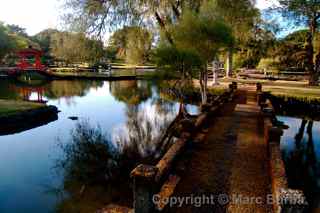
[0,0,276,36]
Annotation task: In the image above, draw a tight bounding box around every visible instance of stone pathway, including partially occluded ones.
[168,89,272,213]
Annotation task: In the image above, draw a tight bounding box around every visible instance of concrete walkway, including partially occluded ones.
[168,89,272,213]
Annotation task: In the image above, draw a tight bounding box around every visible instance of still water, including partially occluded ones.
[278,116,320,210]
[0,79,198,213]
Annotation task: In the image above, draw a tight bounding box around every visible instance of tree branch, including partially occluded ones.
[154,11,174,45]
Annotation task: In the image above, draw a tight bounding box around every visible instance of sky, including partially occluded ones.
[0,0,63,35]
[0,0,275,36]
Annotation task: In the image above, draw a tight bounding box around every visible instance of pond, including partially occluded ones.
[0,79,199,213]
[277,116,320,210]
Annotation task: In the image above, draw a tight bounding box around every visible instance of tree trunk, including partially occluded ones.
[315,52,320,81]
[212,60,218,86]
[226,47,233,78]
[154,12,174,45]
[307,21,318,86]
[199,69,207,105]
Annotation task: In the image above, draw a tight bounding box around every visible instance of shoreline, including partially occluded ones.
[0,100,59,135]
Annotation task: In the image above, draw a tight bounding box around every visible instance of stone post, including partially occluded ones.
[212,60,219,86]
[131,164,158,213]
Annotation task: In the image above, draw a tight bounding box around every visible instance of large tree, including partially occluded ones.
[0,23,14,62]
[32,29,60,54]
[169,5,234,104]
[107,26,153,64]
[0,23,35,63]
[276,0,320,85]
[50,32,105,64]
[63,0,185,41]
[211,0,259,77]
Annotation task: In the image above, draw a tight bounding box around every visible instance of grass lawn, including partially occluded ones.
[0,100,45,116]
[262,86,320,99]
[221,78,320,99]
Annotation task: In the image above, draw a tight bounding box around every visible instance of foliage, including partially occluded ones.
[62,0,195,37]
[110,81,152,105]
[172,9,233,64]
[234,27,276,69]
[0,22,41,63]
[6,24,28,37]
[213,0,259,43]
[106,26,153,64]
[259,30,320,71]
[32,29,59,54]
[257,58,279,71]
[154,4,233,75]
[276,0,320,29]
[275,0,320,85]
[0,23,15,62]
[153,45,202,78]
[126,27,153,64]
[50,32,105,64]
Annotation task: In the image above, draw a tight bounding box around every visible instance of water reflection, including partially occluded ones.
[0,79,104,105]
[278,116,320,210]
[110,81,152,105]
[0,79,199,213]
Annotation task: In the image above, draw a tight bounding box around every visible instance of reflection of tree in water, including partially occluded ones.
[113,102,177,161]
[56,99,180,212]
[44,80,103,104]
[110,80,152,105]
[283,119,320,201]
[0,79,104,105]
[0,79,31,100]
[56,121,132,212]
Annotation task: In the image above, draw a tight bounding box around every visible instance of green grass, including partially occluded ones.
[0,100,44,116]
[263,86,320,100]
[221,78,320,88]
[220,78,320,99]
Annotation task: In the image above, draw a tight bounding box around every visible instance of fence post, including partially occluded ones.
[131,164,158,213]
[256,82,262,92]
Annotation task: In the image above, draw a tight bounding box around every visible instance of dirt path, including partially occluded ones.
[167,89,271,213]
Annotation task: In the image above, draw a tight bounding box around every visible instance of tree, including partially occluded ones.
[272,30,319,71]
[0,23,15,62]
[50,32,105,64]
[126,27,153,64]
[107,27,129,60]
[276,0,320,85]
[107,26,153,64]
[170,7,233,104]
[212,0,259,77]
[154,45,202,79]
[234,26,276,69]
[6,24,28,37]
[32,29,60,54]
